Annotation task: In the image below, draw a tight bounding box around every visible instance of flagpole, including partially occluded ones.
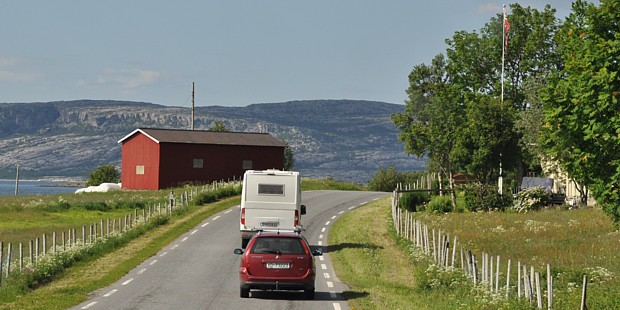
[498,4,507,195]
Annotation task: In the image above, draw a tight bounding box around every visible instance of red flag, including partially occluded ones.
[503,6,511,48]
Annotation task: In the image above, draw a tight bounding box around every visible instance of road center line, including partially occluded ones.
[191,229,198,235]
[330,215,337,220]
[338,211,344,215]
[224,209,232,214]
[103,289,118,297]
[149,259,158,265]
[122,278,134,285]
[348,206,356,210]
[325,221,331,226]
[319,234,324,239]
[137,268,147,275]
[171,244,179,250]
[181,237,189,242]
[213,215,221,220]
[201,222,209,227]
[81,302,97,309]
[333,303,342,310]
[321,227,326,233]
[159,252,168,257]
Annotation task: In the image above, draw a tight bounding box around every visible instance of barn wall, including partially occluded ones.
[121,134,160,190]
[158,143,284,188]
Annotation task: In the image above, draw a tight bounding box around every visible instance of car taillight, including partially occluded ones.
[294,209,299,226]
[241,208,246,225]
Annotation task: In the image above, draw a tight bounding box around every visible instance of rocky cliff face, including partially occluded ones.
[0,100,424,183]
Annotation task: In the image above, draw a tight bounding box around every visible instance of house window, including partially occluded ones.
[193,159,204,168]
[242,160,253,170]
[136,165,145,175]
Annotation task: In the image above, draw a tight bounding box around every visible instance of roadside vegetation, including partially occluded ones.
[330,195,620,309]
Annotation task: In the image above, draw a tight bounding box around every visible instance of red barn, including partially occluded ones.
[118,128,287,190]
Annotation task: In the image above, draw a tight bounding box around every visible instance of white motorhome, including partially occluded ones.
[239,170,305,248]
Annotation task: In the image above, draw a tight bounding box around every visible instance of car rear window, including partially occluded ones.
[250,237,305,255]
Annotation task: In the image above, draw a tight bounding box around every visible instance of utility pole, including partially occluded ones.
[191,81,195,130]
[14,164,20,195]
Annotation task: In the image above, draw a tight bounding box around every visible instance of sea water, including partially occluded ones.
[0,179,81,196]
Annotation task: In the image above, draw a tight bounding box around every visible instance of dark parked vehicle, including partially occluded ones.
[233,231,322,299]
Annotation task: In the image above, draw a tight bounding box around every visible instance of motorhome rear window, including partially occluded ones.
[258,184,284,195]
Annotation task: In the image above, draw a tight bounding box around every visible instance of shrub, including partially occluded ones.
[513,186,551,212]
[85,165,120,186]
[463,183,512,212]
[426,195,453,213]
[399,192,430,212]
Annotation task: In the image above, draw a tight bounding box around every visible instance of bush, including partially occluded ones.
[513,186,551,212]
[85,165,120,186]
[399,192,430,212]
[463,183,512,212]
[426,195,453,213]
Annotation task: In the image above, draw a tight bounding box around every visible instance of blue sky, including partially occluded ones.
[1,1,573,107]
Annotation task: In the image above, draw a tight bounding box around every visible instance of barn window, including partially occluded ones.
[242,160,253,170]
[193,159,204,168]
[136,165,145,175]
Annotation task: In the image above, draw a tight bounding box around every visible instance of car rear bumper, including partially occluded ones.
[240,280,314,291]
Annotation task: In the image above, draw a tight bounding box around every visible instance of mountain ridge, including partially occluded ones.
[0,99,424,183]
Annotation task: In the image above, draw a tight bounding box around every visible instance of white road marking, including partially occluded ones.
[362,201,368,204]
[191,229,198,235]
[348,206,356,210]
[224,209,232,214]
[319,256,325,261]
[170,244,179,250]
[327,281,334,288]
[201,222,209,227]
[319,234,324,239]
[149,259,158,265]
[325,221,331,226]
[318,241,323,246]
[81,302,97,309]
[330,291,337,299]
[122,278,134,285]
[324,272,331,279]
[333,303,342,310]
[338,211,344,215]
[373,197,380,201]
[181,237,188,242]
[103,289,118,297]
[159,252,168,257]
[137,268,147,275]
[321,227,326,233]
[330,215,337,220]
[213,215,221,220]
[321,264,327,270]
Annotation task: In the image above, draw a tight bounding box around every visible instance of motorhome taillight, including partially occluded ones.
[241,208,246,225]
[294,210,299,226]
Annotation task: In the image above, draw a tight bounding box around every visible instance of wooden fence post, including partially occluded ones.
[580,275,588,310]
[19,242,24,271]
[6,243,11,279]
[0,242,4,285]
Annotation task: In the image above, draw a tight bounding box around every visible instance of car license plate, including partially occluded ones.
[266,262,290,269]
[260,221,279,228]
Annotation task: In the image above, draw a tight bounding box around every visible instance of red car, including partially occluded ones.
[233,231,322,299]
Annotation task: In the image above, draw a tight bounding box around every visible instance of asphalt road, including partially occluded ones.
[72,190,388,310]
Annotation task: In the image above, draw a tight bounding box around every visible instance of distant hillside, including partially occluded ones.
[0,100,424,184]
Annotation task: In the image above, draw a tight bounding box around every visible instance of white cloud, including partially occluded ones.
[477,2,500,14]
[97,68,161,89]
[0,56,43,82]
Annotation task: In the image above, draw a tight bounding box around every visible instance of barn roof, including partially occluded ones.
[118,128,287,147]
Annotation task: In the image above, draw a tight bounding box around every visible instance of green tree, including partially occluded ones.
[541,0,620,222]
[85,165,120,186]
[392,54,463,207]
[209,120,229,132]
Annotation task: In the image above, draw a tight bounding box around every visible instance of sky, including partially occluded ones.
[1,1,574,108]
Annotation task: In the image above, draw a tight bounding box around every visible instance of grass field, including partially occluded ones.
[329,196,620,309]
